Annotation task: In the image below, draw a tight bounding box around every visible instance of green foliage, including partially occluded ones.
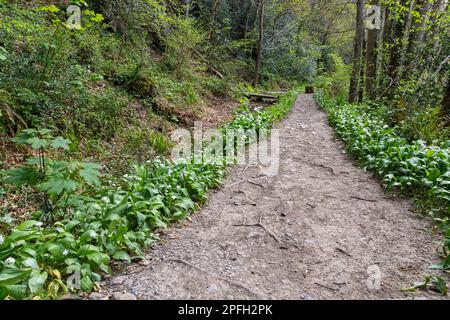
[402,275,448,295]
[315,54,350,102]
[161,17,205,78]
[12,129,69,151]
[395,104,450,144]
[228,107,273,132]
[0,89,27,133]
[227,91,299,132]
[0,158,225,300]
[0,2,218,165]
[3,129,101,219]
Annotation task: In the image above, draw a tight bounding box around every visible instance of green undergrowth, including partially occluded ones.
[0,90,299,300]
[0,2,238,174]
[314,90,450,292]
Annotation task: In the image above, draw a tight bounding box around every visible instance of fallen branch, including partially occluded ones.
[242,163,256,174]
[245,93,279,101]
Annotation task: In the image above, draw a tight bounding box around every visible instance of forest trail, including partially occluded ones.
[102,94,442,300]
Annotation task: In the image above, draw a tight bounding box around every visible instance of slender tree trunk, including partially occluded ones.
[397,0,415,78]
[208,0,220,39]
[442,80,450,126]
[377,5,396,98]
[365,0,379,100]
[253,0,264,87]
[243,2,254,40]
[185,0,191,19]
[429,0,446,69]
[211,0,220,23]
[406,0,429,69]
[349,0,365,103]
[386,5,405,98]
[358,30,367,103]
[416,0,429,43]
[375,4,386,96]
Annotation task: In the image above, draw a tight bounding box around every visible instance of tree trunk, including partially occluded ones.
[385,7,405,98]
[416,0,429,43]
[428,0,446,70]
[374,5,386,96]
[185,0,191,19]
[405,0,429,68]
[208,0,220,39]
[365,0,379,100]
[349,0,365,103]
[397,0,415,78]
[243,2,254,40]
[358,30,367,103]
[253,0,264,87]
[442,80,450,126]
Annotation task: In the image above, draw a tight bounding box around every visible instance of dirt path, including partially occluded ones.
[102,94,444,300]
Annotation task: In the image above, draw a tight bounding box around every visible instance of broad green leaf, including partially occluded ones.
[27,137,48,150]
[50,137,70,150]
[5,166,42,186]
[86,252,110,267]
[45,242,64,257]
[0,267,32,286]
[38,178,79,195]
[429,276,448,295]
[111,250,131,262]
[80,230,98,243]
[3,284,28,299]
[80,276,93,292]
[21,258,39,269]
[28,271,48,294]
[0,286,8,300]
[0,47,7,61]
[16,220,41,231]
[65,220,80,232]
[79,163,101,186]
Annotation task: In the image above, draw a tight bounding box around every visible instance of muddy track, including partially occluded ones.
[102,94,445,300]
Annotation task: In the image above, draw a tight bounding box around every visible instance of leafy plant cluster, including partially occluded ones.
[228,104,273,132]
[4,129,101,219]
[0,2,234,172]
[314,90,450,274]
[227,91,298,132]
[0,157,225,299]
[0,91,298,299]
